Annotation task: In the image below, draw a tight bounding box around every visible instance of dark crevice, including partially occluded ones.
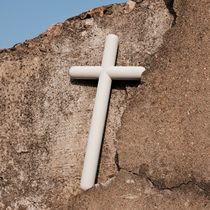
[163,0,177,27]
[124,168,210,194]
[85,14,91,19]
[114,150,121,171]
[114,154,210,194]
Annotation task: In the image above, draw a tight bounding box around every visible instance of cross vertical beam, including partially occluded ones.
[69,34,145,191]
[80,35,117,191]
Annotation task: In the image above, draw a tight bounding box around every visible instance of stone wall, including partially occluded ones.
[0,0,209,209]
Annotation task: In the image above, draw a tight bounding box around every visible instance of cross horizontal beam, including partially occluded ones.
[70,66,145,80]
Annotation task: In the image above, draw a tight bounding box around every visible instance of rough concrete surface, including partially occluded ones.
[117,0,210,189]
[0,0,209,209]
[70,170,210,210]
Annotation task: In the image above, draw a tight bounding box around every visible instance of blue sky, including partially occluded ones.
[0,0,126,49]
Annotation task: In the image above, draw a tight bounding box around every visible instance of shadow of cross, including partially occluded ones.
[69,34,145,191]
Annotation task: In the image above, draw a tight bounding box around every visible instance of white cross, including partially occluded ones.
[69,34,145,191]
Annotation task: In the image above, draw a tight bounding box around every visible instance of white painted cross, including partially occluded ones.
[69,34,145,191]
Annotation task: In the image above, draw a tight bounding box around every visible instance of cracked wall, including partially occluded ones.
[0,0,173,209]
[116,0,210,193]
[69,0,210,209]
[70,170,210,210]
[1,0,209,209]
